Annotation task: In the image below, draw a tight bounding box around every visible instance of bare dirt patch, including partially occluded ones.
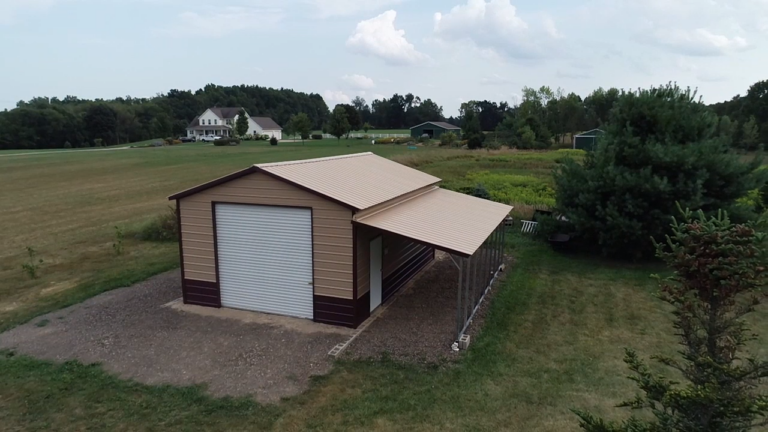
[0,270,348,403]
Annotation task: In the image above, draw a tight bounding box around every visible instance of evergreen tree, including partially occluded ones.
[575,208,768,431]
[742,116,760,151]
[554,84,767,258]
[235,109,249,137]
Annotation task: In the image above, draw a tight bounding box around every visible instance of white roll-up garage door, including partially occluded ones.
[215,203,314,318]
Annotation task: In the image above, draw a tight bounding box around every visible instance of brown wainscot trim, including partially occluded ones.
[355,291,371,327]
[382,246,434,303]
[183,279,221,308]
[314,295,356,328]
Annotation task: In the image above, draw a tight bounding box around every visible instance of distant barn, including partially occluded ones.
[410,121,461,139]
[573,129,605,151]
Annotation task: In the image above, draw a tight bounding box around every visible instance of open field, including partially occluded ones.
[0,142,765,431]
[0,140,459,332]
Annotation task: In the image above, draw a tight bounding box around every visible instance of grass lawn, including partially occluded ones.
[4,235,763,430]
[0,142,765,430]
[0,140,461,332]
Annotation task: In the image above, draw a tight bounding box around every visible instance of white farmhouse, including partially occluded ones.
[186,107,282,139]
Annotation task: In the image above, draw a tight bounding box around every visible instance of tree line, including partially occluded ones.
[2,80,767,150]
[0,84,330,150]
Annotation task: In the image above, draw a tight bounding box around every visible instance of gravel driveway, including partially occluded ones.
[0,270,350,403]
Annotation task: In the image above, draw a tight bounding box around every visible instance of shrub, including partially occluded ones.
[465,171,556,207]
[375,138,396,144]
[311,134,323,140]
[135,207,179,242]
[172,139,182,145]
[213,138,240,146]
[301,133,310,140]
[270,136,278,146]
[261,134,270,141]
[440,132,458,147]
[418,136,429,144]
[554,83,767,258]
[113,226,124,256]
[471,183,491,200]
[63,141,72,149]
[395,137,413,145]
[466,133,485,149]
[93,138,103,147]
[21,246,43,279]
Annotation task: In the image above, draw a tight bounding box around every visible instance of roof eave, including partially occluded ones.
[168,166,258,201]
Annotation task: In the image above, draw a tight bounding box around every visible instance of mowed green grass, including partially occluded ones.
[0,140,455,331]
[4,235,763,431]
[1,142,765,431]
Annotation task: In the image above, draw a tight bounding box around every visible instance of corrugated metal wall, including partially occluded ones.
[179,172,354,300]
[355,227,433,301]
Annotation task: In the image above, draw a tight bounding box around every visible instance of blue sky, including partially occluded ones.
[2,0,767,116]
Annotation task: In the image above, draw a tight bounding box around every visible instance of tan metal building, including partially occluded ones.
[169,153,512,330]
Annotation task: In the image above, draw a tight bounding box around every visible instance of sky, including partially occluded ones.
[2,0,767,116]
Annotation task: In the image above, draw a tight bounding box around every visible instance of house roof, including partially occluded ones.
[209,107,243,119]
[251,117,282,131]
[187,124,232,131]
[355,187,512,257]
[575,128,605,137]
[410,121,461,130]
[169,153,441,210]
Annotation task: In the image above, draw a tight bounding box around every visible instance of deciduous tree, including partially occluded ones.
[328,106,350,140]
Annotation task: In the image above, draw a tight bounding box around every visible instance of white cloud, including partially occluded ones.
[648,27,750,56]
[323,90,352,107]
[342,74,376,90]
[346,10,429,66]
[164,7,284,37]
[307,0,403,18]
[480,74,514,86]
[542,16,561,39]
[433,0,557,60]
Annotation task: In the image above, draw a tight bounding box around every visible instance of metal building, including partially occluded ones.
[169,153,512,339]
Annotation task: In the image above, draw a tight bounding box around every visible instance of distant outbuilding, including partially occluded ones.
[410,121,461,139]
[573,129,605,151]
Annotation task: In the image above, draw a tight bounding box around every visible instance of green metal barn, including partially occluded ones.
[573,129,605,151]
[410,122,461,139]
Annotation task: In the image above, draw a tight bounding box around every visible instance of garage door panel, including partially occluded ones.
[215,204,314,319]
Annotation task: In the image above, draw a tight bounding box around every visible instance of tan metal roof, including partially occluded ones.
[257,153,441,210]
[354,188,513,257]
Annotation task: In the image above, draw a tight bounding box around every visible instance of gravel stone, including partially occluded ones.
[344,252,510,364]
[0,270,349,403]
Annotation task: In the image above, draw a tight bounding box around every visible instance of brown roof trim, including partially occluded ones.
[167,165,357,210]
[351,220,471,258]
[168,167,258,200]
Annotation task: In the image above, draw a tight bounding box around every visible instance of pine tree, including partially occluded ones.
[554,84,767,258]
[574,208,768,431]
[235,109,249,137]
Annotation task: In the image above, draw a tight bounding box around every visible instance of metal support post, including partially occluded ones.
[455,256,464,340]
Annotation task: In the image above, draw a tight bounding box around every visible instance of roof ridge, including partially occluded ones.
[256,152,374,168]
